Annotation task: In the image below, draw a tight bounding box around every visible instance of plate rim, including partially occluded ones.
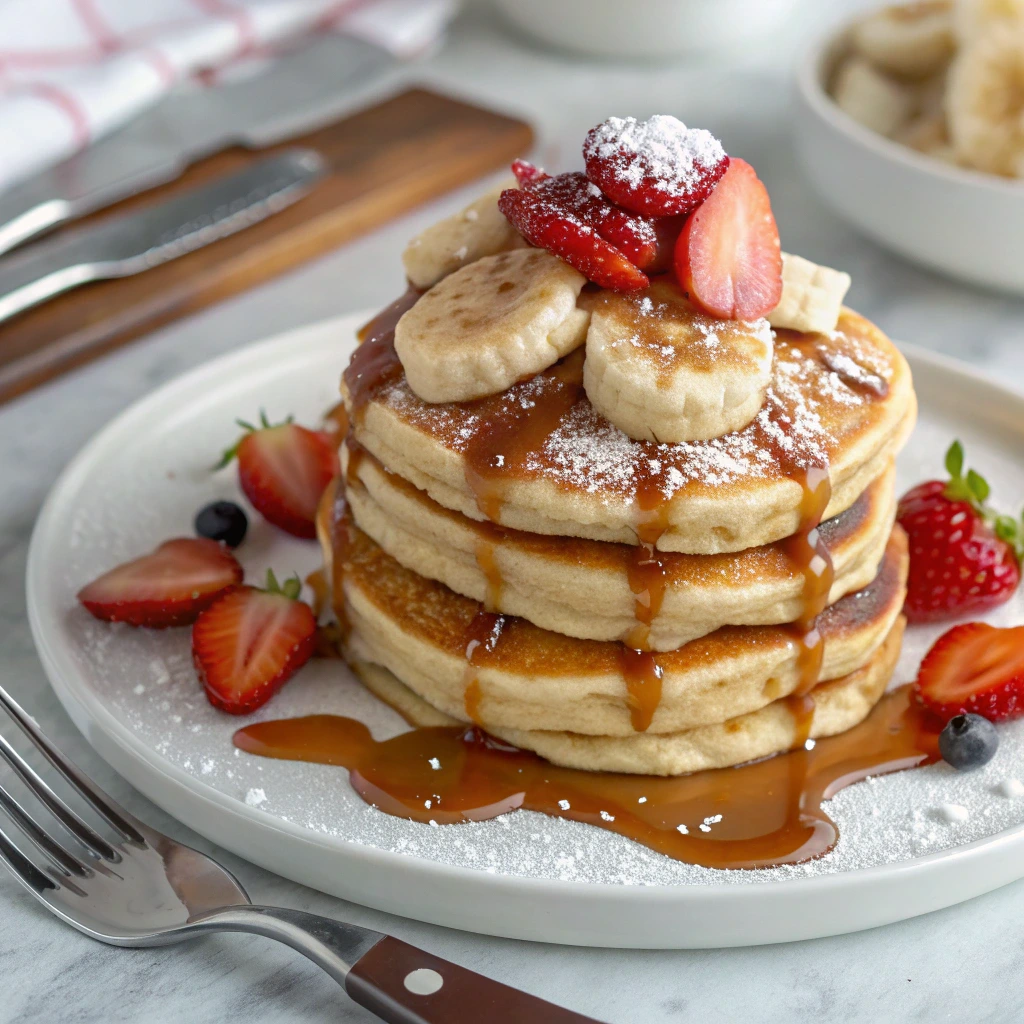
[24,313,1024,943]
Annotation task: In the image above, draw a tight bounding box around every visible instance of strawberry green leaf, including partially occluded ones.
[941,439,1024,563]
[967,469,990,504]
[945,440,964,479]
[995,515,1018,544]
[263,568,303,601]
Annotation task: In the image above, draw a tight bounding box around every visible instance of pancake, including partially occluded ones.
[350,619,904,776]
[344,442,897,650]
[343,301,916,554]
[324,493,908,738]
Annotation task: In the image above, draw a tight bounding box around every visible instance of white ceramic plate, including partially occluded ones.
[26,313,1024,949]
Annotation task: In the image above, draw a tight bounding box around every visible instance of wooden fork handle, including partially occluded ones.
[346,936,605,1024]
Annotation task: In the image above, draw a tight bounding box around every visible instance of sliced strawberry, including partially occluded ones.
[915,622,1024,722]
[219,413,340,539]
[193,570,316,714]
[898,441,1022,622]
[499,173,652,291]
[78,538,242,628]
[673,158,782,320]
[583,115,728,217]
[510,158,548,186]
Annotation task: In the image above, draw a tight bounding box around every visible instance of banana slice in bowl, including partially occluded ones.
[947,23,1024,177]
[582,279,773,443]
[851,1,955,78]
[395,248,591,404]
[796,3,1024,294]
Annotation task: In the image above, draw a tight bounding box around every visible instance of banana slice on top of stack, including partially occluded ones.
[401,181,528,290]
[582,281,773,443]
[395,248,590,403]
[582,254,850,443]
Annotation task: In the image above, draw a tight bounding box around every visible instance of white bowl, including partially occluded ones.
[494,0,801,59]
[794,21,1024,294]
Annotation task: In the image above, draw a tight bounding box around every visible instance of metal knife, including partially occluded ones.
[0,35,392,256]
[0,149,325,324]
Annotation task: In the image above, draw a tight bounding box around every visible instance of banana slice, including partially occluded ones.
[401,181,528,290]
[769,253,852,336]
[582,280,773,443]
[947,24,1024,176]
[395,248,590,404]
[895,110,958,158]
[833,55,917,136]
[954,0,1024,43]
[852,1,956,79]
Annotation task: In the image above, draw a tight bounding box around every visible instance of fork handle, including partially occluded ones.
[191,906,603,1023]
[345,935,606,1023]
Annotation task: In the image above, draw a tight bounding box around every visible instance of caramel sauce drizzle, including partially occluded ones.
[778,463,836,747]
[456,348,588,717]
[461,611,506,725]
[234,685,939,871]
[343,288,422,422]
[475,536,504,612]
[462,348,587,521]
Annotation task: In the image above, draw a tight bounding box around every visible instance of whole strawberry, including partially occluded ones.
[897,441,1022,623]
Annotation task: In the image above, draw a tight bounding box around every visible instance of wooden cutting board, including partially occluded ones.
[0,87,533,405]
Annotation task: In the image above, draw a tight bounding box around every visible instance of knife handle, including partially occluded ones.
[346,936,606,1024]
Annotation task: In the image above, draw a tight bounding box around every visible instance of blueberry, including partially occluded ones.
[195,501,248,548]
[938,713,998,771]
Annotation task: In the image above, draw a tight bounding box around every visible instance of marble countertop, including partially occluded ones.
[4,2,1024,1022]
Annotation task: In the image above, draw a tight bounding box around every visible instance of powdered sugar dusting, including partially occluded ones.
[382,329,893,502]
[584,115,726,199]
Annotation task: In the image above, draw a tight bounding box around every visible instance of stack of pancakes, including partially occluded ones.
[320,277,916,777]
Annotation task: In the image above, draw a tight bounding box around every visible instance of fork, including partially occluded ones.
[0,683,603,1023]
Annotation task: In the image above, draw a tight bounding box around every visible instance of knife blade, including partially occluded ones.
[0,149,325,325]
[0,35,391,256]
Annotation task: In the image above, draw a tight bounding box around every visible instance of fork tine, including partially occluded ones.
[0,820,57,895]
[0,778,90,877]
[0,731,117,861]
[0,685,143,844]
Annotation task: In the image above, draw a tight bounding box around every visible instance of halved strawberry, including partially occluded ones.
[674,158,783,321]
[193,570,316,714]
[219,412,340,539]
[583,115,729,217]
[78,538,243,628]
[914,622,1024,722]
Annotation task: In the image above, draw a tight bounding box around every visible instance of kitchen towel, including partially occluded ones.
[0,0,456,192]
